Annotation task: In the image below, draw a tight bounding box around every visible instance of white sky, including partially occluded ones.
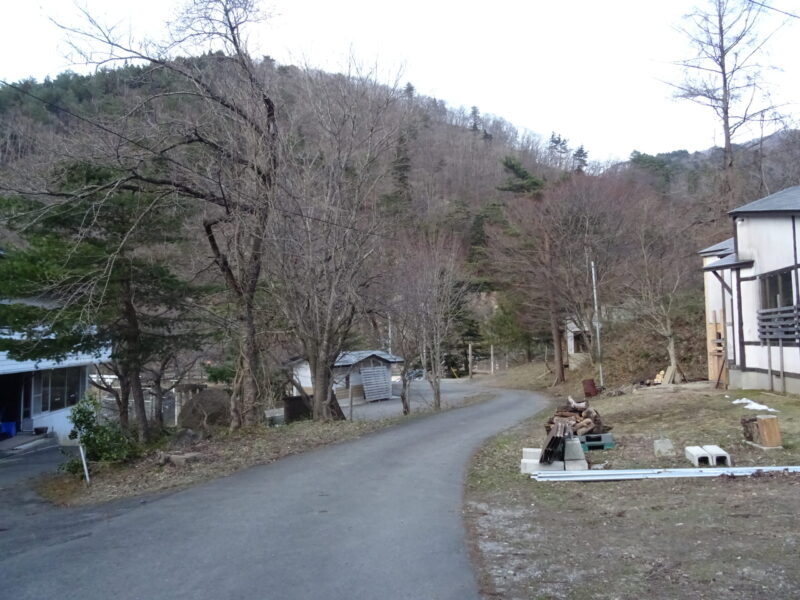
[1,0,798,162]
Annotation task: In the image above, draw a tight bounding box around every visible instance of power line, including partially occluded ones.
[748,0,800,19]
[0,79,397,240]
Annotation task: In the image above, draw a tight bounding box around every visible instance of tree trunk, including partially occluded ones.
[311,358,345,420]
[666,327,678,371]
[117,369,131,431]
[240,305,261,426]
[129,369,149,442]
[119,277,149,442]
[544,233,565,383]
[426,346,442,410]
[151,383,165,430]
[400,375,411,415]
[548,292,566,384]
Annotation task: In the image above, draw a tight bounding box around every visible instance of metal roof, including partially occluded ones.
[698,237,734,257]
[334,350,404,367]
[729,186,800,215]
[702,253,754,271]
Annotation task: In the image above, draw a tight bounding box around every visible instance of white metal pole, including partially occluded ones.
[490,344,495,375]
[591,260,604,388]
[78,442,91,485]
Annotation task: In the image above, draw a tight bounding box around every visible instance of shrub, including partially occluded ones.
[68,396,140,464]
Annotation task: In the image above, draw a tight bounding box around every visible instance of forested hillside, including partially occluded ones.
[1,0,797,437]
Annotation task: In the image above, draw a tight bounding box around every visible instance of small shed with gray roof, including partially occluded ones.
[288,350,404,402]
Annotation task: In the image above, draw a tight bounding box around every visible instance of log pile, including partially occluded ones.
[544,395,610,436]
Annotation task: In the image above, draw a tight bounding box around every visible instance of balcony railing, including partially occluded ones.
[757,305,800,342]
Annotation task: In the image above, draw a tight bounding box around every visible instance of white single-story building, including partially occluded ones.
[701,186,800,393]
[0,344,103,443]
[564,319,592,370]
[288,350,404,402]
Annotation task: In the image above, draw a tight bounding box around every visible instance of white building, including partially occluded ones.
[289,350,404,402]
[0,343,102,443]
[701,186,800,393]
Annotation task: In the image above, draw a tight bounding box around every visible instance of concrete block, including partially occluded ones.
[522,448,541,461]
[684,445,712,467]
[564,438,585,461]
[701,444,731,467]
[537,460,565,472]
[654,438,675,457]
[521,459,564,473]
[565,459,589,471]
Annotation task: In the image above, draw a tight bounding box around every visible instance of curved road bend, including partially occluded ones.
[2,384,549,600]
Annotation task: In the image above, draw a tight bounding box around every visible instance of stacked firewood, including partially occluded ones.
[544,396,610,436]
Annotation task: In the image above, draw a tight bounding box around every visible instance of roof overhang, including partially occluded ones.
[698,237,734,258]
[702,253,754,271]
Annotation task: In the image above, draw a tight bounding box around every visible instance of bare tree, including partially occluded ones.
[674,0,782,205]
[622,195,699,380]
[410,232,467,410]
[263,65,405,420]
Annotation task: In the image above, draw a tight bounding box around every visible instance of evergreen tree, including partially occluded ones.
[572,145,589,173]
[0,162,206,439]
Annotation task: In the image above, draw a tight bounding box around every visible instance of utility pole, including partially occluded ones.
[490,344,495,375]
[468,342,473,379]
[591,260,604,388]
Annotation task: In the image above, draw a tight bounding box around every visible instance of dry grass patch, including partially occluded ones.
[37,419,392,506]
[466,380,800,599]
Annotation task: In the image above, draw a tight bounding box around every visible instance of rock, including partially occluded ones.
[173,428,201,447]
[654,438,676,457]
[178,387,231,429]
[167,452,201,467]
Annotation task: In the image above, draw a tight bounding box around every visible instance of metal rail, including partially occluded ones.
[531,466,800,482]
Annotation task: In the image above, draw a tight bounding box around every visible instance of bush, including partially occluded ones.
[68,396,140,463]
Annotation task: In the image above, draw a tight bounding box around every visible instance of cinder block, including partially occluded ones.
[564,459,589,471]
[564,438,585,461]
[701,444,731,467]
[522,448,541,461]
[684,445,712,467]
[521,459,564,473]
[653,438,675,457]
[536,460,565,471]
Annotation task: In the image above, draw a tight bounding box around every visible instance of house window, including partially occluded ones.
[34,367,86,413]
[761,270,793,309]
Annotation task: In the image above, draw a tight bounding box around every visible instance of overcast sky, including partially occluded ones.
[1,0,798,162]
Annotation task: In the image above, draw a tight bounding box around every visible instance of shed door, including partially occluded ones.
[359,366,390,401]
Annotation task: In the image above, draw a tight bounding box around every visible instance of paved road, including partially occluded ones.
[1,383,549,600]
[345,378,484,421]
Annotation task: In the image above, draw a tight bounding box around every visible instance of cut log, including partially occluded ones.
[757,415,782,447]
[568,395,587,410]
[554,412,580,420]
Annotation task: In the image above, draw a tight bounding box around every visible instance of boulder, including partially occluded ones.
[178,387,231,429]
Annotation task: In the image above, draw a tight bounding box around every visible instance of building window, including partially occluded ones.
[761,270,793,309]
[33,367,86,413]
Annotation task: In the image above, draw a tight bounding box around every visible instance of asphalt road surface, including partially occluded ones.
[1,382,549,600]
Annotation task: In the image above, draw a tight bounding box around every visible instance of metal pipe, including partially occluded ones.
[590,260,604,388]
[78,443,91,485]
[532,465,800,482]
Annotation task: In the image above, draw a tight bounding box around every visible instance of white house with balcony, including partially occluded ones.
[700,186,800,393]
